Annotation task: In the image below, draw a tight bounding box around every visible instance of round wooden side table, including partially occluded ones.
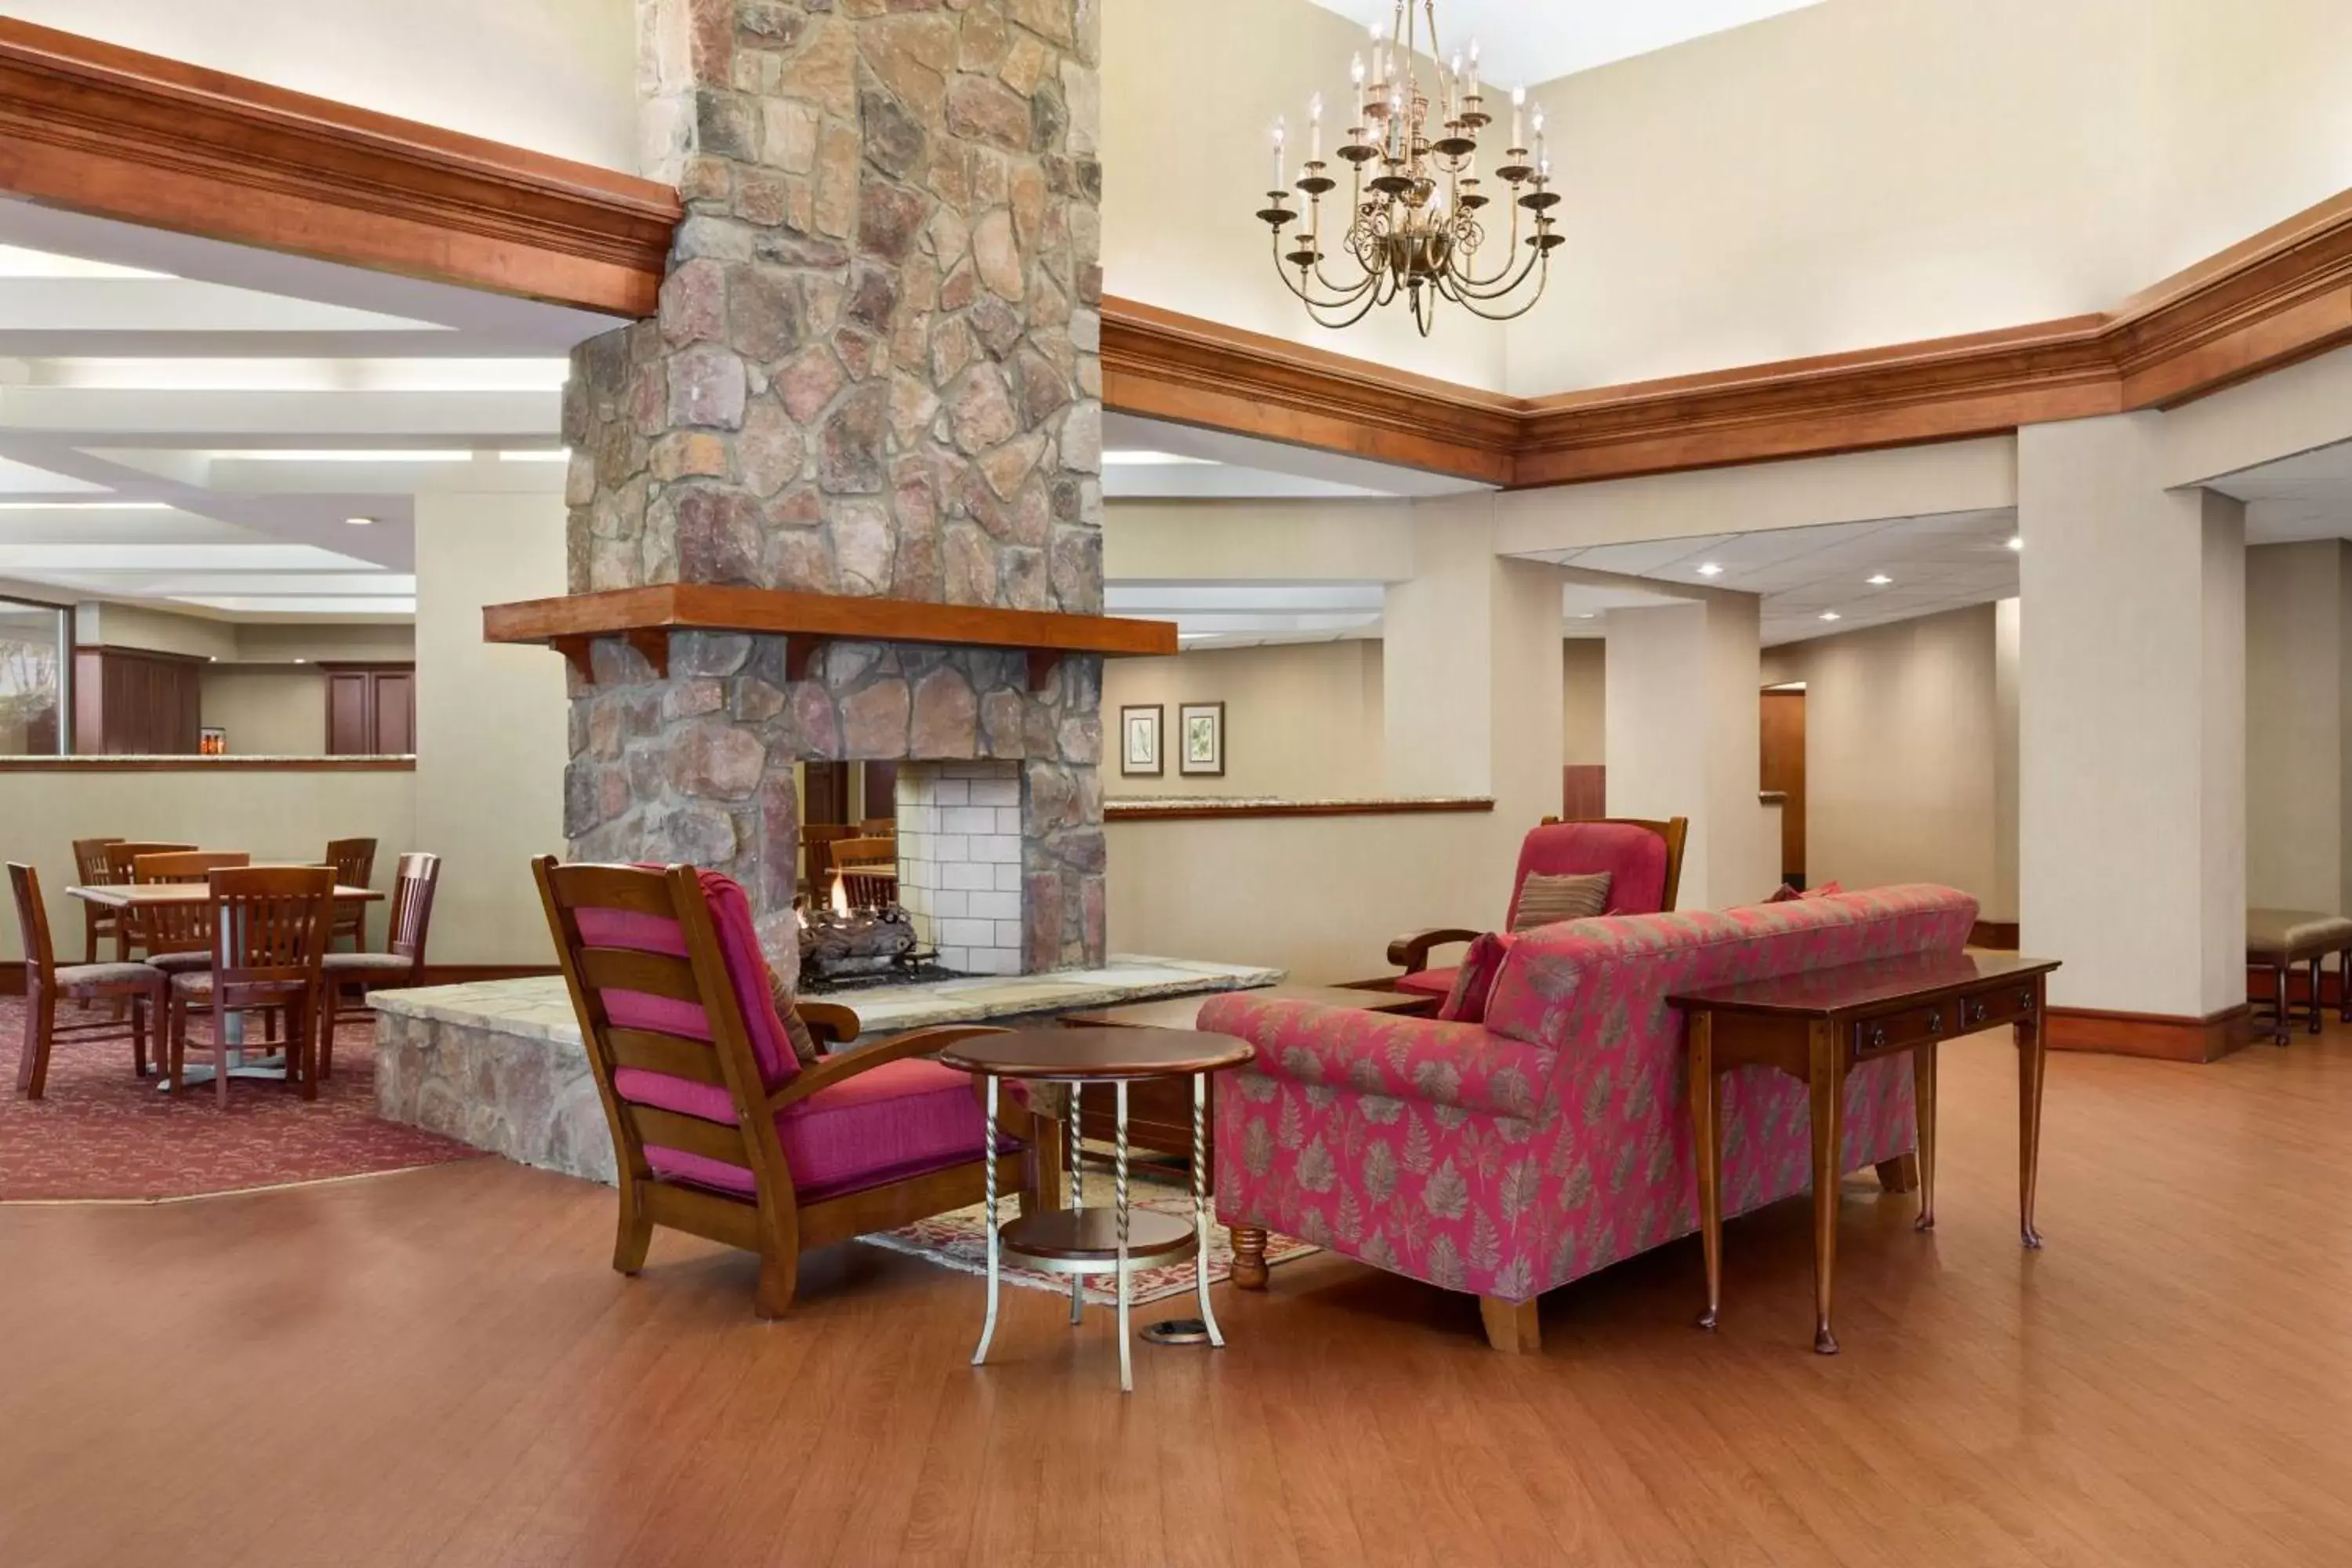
[935,1026,1255,1393]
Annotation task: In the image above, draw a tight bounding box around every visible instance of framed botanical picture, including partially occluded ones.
[1178,701,1225,777]
[1120,704,1163,776]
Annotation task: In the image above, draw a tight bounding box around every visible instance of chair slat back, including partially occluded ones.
[72,837,125,886]
[858,817,897,837]
[8,862,56,982]
[830,836,898,911]
[532,858,786,1206]
[324,837,378,888]
[135,852,251,954]
[385,852,441,966]
[101,841,194,885]
[207,866,333,988]
[800,823,859,897]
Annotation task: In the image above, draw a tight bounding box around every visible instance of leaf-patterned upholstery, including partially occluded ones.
[1204,884,1978,1308]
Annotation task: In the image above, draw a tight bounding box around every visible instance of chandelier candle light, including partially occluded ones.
[1256,0,1559,335]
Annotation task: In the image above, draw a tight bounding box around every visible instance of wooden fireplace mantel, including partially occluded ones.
[481,584,1178,688]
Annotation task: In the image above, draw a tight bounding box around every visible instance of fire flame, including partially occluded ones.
[829,872,851,917]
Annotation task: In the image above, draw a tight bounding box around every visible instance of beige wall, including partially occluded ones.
[200,668,327,756]
[1107,811,1512,984]
[78,601,238,661]
[0,768,416,964]
[1760,604,2013,919]
[1103,499,1415,584]
[0,0,637,169]
[2244,541,2352,914]
[1563,641,1605,766]
[413,491,568,966]
[1102,640,1384,799]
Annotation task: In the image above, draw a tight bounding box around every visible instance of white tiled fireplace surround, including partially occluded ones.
[894,763,1025,976]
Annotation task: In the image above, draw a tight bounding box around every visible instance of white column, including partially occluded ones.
[413,489,570,965]
[1603,594,1775,911]
[2018,413,2245,1018]
[2244,541,2348,913]
[1380,495,1563,825]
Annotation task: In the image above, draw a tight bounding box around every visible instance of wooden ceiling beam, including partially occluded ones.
[0,20,677,318]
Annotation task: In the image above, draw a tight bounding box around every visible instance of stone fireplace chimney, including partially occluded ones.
[557,0,1107,985]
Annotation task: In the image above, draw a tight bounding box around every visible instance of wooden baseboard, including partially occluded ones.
[0,960,553,996]
[2247,965,2347,1007]
[2046,1004,2250,1062]
[1969,920,2020,950]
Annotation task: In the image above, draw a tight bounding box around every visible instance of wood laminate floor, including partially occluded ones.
[5,1028,2352,1566]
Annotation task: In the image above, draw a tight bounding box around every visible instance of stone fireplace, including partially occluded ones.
[554,0,1109,984]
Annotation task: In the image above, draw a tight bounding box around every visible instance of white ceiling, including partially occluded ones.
[1526,509,2023,646]
[0,199,610,623]
[2209,438,2352,543]
[1104,412,1489,500]
[1306,0,1823,86]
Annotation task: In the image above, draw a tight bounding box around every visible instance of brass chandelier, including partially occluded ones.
[1256,0,1559,336]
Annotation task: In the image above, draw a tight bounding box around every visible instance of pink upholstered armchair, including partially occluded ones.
[1211,884,1976,1352]
[1385,815,1690,1004]
[532,857,1062,1318]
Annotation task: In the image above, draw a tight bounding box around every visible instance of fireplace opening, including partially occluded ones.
[793,760,1023,991]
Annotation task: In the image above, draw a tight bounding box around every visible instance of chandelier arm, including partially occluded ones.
[1448,247,1544,304]
[1438,256,1554,322]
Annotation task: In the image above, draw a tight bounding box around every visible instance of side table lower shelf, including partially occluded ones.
[1001,1208,1196,1270]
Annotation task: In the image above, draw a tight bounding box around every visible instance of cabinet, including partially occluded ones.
[73,646,203,753]
[323,665,416,755]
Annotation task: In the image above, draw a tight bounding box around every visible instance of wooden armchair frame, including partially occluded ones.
[532,855,1062,1319]
[1387,815,1691,978]
[165,866,333,1105]
[323,837,378,949]
[10,862,166,1098]
[70,837,125,975]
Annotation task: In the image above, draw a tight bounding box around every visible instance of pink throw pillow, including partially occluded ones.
[1438,931,1519,1024]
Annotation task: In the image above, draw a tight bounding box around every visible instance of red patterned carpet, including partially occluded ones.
[0,997,481,1203]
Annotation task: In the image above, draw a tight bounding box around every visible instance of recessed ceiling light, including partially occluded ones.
[1696,562,1724,577]
[2006,535,2024,552]
[1819,611,1842,622]
[344,515,376,527]
[1867,573,1892,586]
[1572,613,1596,619]
[293,658,308,664]
[1104,450,1217,467]
[496,449,572,463]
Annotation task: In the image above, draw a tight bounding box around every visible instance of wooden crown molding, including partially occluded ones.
[0,20,679,317]
[1105,184,2352,488]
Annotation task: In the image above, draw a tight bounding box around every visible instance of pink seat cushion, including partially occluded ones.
[622,1057,1004,1200]
[1395,965,1459,1000]
[1504,822,1671,925]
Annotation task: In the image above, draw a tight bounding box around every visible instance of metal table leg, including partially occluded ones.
[1115,1079,1132,1394]
[1192,1070,1224,1348]
[1067,1079,1084,1325]
[971,1073,1002,1367]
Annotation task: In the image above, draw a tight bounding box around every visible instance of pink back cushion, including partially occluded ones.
[1437,931,1518,1024]
[1505,822,1671,926]
[575,868,800,1090]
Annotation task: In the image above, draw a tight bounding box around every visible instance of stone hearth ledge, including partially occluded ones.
[370,956,1281,1185]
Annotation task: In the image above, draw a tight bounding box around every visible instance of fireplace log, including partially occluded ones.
[799,908,917,975]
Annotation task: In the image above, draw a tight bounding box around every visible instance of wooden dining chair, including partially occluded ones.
[858,817,898,837]
[132,851,252,976]
[70,837,125,979]
[99,841,195,963]
[318,852,440,1079]
[9,862,167,1098]
[829,836,899,911]
[800,823,859,900]
[323,838,378,949]
[165,866,333,1105]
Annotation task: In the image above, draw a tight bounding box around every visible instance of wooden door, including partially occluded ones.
[1759,688,1806,886]
[370,671,415,753]
[326,671,372,753]
[803,762,849,826]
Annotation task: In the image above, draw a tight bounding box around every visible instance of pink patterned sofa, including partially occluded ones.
[1203,884,1977,1352]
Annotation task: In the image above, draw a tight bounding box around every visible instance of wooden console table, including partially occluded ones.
[1668,950,2060,1354]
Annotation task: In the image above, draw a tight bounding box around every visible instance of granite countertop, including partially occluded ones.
[1105,794,1493,817]
[372,955,1286,1044]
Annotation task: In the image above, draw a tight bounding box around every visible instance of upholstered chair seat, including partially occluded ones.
[321,951,416,976]
[150,950,212,974]
[53,960,168,989]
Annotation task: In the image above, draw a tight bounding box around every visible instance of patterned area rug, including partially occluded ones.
[0,996,481,1203]
[858,1176,1318,1306]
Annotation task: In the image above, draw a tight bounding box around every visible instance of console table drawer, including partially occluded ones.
[1854,1002,1952,1059]
[1956,985,2038,1033]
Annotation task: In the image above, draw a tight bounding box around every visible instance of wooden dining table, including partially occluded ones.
[66,880,383,1088]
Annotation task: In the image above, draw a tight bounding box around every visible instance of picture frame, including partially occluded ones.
[1178,701,1225,777]
[1120,704,1163,776]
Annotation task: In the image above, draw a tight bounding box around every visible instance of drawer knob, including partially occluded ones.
[1968,999,1988,1024]
[1929,1012,1945,1035]
[1867,1024,1889,1051]
[2018,988,2034,1010]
